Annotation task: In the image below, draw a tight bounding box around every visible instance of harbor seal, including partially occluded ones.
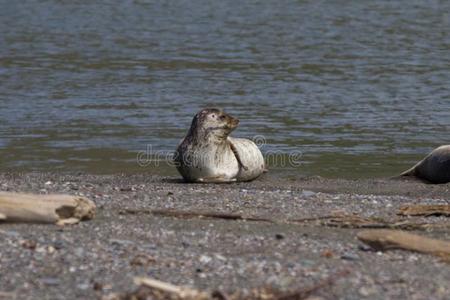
[399,145,450,184]
[174,108,266,183]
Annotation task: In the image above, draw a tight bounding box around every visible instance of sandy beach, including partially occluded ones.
[0,172,449,299]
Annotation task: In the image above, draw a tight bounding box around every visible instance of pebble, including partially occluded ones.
[41,277,60,286]
[301,190,316,197]
[341,252,359,261]
[77,283,90,290]
[109,239,135,247]
[275,233,285,240]
[199,255,212,264]
[359,286,376,297]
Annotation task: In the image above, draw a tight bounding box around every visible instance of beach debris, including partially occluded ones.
[288,213,433,230]
[133,277,210,299]
[120,208,274,223]
[357,229,450,261]
[0,192,95,225]
[120,208,449,231]
[397,204,450,217]
[104,269,350,300]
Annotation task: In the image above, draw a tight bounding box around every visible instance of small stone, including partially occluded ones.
[275,233,285,240]
[36,246,48,253]
[41,277,60,286]
[77,283,90,290]
[20,240,37,250]
[110,239,134,247]
[214,254,226,261]
[321,249,334,258]
[358,244,373,252]
[301,190,316,197]
[74,247,84,257]
[53,241,64,250]
[341,252,359,261]
[130,254,156,266]
[408,254,419,262]
[359,286,375,296]
[199,255,212,264]
[93,282,103,291]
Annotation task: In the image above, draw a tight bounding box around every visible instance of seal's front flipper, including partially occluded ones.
[395,159,423,179]
[197,175,236,183]
[389,167,416,180]
[229,140,248,171]
[399,167,416,177]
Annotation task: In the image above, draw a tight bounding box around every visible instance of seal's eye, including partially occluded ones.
[211,114,216,118]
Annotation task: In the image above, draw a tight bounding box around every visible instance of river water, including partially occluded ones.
[1,1,449,178]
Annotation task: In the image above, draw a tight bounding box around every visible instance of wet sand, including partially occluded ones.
[0,173,449,299]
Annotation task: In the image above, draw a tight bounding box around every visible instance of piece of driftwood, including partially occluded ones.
[357,229,450,261]
[289,213,388,228]
[397,204,450,217]
[0,192,95,225]
[288,213,433,230]
[120,208,274,223]
[133,277,210,300]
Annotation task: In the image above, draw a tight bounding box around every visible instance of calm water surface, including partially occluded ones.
[1,1,449,178]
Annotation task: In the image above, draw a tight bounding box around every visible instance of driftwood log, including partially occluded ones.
[133,277,210,300]
[357,229,450,261]
[397,204,450,217]
[0,192,95,225]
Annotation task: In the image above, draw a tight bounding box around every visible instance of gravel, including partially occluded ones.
[0,172,449,299]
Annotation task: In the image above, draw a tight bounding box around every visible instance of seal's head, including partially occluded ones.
[189,108,239,142]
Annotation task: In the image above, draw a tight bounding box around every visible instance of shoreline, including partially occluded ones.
[0,173,449,299]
